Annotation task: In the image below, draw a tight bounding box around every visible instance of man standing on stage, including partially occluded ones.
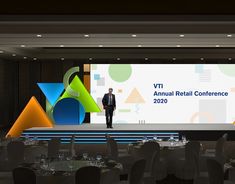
[102,88,116,128]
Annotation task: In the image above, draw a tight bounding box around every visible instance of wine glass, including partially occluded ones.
[169,134,174,141]
[182,135,187,144]
[59,153,65,161]
[83,153,88,160]
[50,165,55,175]
[153,135,158,141]
[68,163,73,172]
[66,155,73,161]
[142,136,148,143]
[58,153,62,161]
[96,154,102,162]
[96,154,102,166]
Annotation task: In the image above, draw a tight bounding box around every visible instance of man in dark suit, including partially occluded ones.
[102,88,116,128]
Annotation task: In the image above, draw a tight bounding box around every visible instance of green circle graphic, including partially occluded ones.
[108,64,132,82]
[218,64,235,77]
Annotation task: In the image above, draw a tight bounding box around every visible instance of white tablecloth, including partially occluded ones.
[37,160,122,184]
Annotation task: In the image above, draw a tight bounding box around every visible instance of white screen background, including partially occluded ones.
[90,64,235,124]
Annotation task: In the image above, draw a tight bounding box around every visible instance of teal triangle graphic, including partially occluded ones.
[37,83,64,106]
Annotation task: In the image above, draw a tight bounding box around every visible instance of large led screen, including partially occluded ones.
[90,64,235,124]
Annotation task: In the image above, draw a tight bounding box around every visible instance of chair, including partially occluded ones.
[58,135,76,157]
[202,134,227,165]
[115,159,146,184]
[7,141,24,162]
[101,168,120,184]
[215,134,228,164]
[175,141,201,180]
[106,136,135,174]
[7,141,24,169]
[143,146,167,184]
[138,141,159,172]
[12,167,36,184]
[47,137,60,159]
[0,171,12,184]
[70,134,76,157]
[106,136,119,160]
[75,166,101,184]
[207,159,234,184]
[194,143,209,184]
[194,166,209,184]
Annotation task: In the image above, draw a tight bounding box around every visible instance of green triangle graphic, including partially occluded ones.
[60,75,101,112]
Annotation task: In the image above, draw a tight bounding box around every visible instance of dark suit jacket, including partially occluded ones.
[102,93,116,109]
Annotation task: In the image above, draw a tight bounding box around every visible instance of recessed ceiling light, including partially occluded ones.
[89,58,93,60]
[138,45,142,47]
[227,34,232,37]
[21,45,25,47]
[145,58,149,60]
[117,58,120,60]
[98,45,103,47]
[60,45,64,47]
[132,34,137,37]
[200,58,204,60]
[12,54,16,56]
[0,50,3,53]
[172,58,176,60]
[36,34,42,37]
[23,57,27,59]
[216,45,220,47]
[176,45,181,47]
[228,58,232,60]
[61,58,65,61]
[179,34,185,37]
[33,58,37,61]
[84,34,89,37]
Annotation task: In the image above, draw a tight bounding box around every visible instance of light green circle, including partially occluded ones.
[108,64,132,82]
[218,64,235,77]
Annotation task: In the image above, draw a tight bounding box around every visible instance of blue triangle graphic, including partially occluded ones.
[37,83,64,106]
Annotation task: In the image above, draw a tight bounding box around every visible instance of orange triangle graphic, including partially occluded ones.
[125,88,145,103]
[6,96,54,138]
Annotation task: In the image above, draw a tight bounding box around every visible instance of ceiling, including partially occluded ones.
[1,1,235,14]
[0,34,235,61]
[1,34,235,48]
[1,15,235,62]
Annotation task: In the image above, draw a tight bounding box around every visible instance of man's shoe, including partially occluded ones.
[110,126,113,128]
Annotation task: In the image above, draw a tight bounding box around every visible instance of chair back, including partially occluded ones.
[129,159,146,184]
[13,167,36,184]
[7,141,24,163]
[150,144,161,177]
[189,141,200,160]
[222,133,228,140]
[215,134,227,164]
[215,137,225,156]
[70,135,76,156]
[106,136,118,160]
[192,143,201,178]
[184,141,201,179]
[139,141,159,171]
[207,159,224,184]
[75,166,101,184]
[185,141,200,162]
[48,138,60,158]
[101,168,120,184]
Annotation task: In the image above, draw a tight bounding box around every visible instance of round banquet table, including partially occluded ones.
[36,160,122,184]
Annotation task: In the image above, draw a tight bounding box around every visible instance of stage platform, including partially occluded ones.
[21,123,235,144]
